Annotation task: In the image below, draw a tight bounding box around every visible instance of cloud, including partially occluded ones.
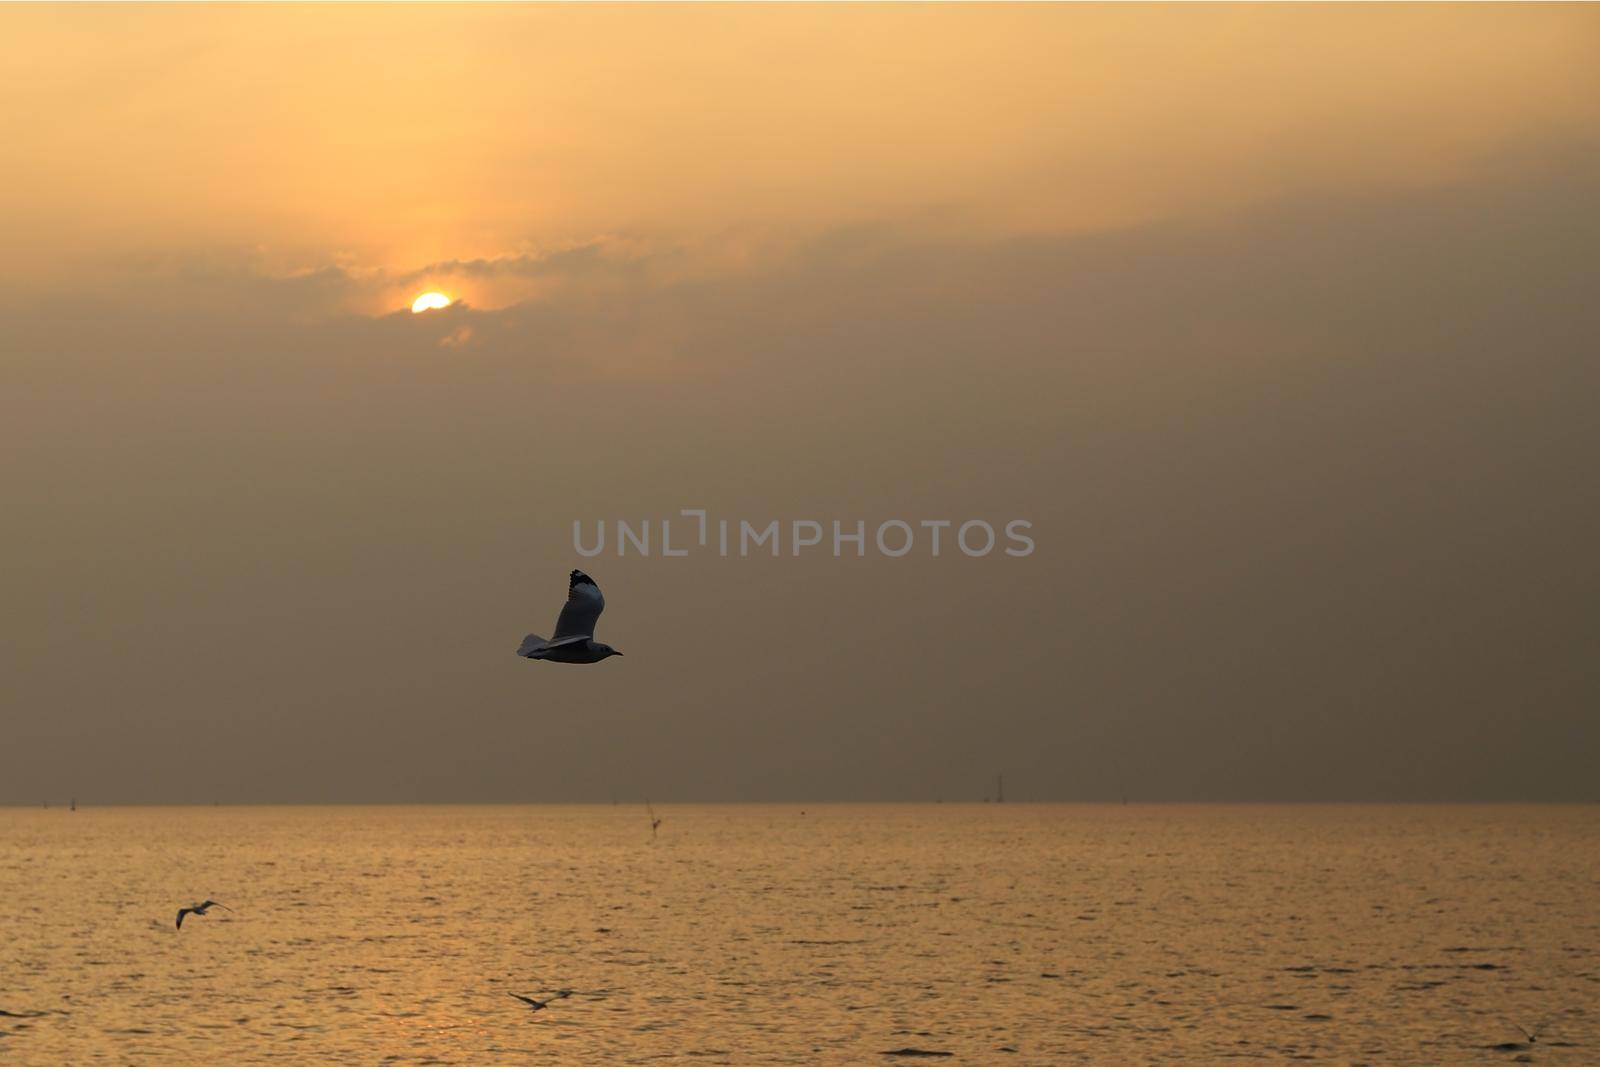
[398,242,618,283]
[438,324,474,349]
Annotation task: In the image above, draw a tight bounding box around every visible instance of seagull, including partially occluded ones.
[175,900,231,929]
[1484,1017,1551,1052]
[517,570,623,664]
[1512,1020,1543,1045]
[647,801,663,841]
[508,990,572,1013]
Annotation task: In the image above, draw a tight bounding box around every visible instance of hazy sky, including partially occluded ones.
[2,5,1597,803]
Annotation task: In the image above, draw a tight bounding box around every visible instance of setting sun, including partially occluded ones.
[411,292,451,313]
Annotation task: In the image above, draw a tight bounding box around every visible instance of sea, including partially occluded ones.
[2,804,1595,1064]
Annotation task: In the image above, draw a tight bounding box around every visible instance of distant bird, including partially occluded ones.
[175,900,231,929]
[508,990,572,1013]
[647,801,663,841]
[1489,1017,1550,1051]
[517,570,623,664]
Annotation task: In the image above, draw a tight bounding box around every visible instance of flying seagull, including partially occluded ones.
[517,570,623,664]
[647,801,663,841]
[1487,1017,1551,1052]
[175,900,231,929]
[508,990,572,1013]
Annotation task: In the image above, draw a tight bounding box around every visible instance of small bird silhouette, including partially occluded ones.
[517,571,623,664]
[1486,1017,1551,1052]
[175,900,231,929]
[508,990,572,1013]
[647,801,663,841]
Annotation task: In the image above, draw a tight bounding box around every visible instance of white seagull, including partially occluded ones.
[175,900,231,929]
[508,990,573,1013]
[517,570,623,664]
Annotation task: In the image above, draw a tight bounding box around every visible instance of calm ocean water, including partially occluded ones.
[1,805,1595,1064]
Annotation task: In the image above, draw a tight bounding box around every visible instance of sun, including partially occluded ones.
[411,291,451,313]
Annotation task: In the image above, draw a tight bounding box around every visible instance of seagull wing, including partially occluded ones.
[508,993,541,1008]
[552,570,605,640]
[201,900,231,912]
[540,636,593,650]
[176,908,191,929]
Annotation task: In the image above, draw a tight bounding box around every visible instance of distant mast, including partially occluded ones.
[70,797,76,812]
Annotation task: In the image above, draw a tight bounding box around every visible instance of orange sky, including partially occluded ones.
[3,5,1595,311]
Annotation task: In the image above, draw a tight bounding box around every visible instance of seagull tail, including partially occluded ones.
[517,633,549,658]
